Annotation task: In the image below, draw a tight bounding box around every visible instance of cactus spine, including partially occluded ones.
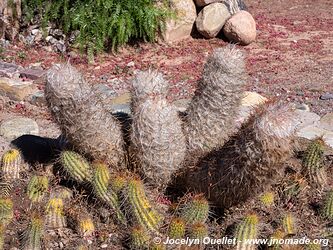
[168,217,185,239]
[282,213,296,235]
[111,175,127,193]
[189,222,208,241]
[235,214,259,250]
[45,198,66,229]
[302,139,326,188]
[0,198,13,225]
[27,176,49,203]
[126,177,163,232]
[0,149,21,180]
[45,63,126,169]
[260,192,275,207]
[61,151,93,182]
[129,226,150,250]
[130,69,186,190]
[323,190,333,219]
[23,214,44,250]
[92,163,125,224]
[180,195,209,224]
[78,215,95,237]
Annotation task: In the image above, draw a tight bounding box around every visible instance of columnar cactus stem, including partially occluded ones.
[180,195,209,224]
[27,176,49,203]
[45,198,66,229]
[0,198,13,225]
[131,69,186,190]
[168,217,185,239]
[23,214,44,250]
[46,63,126,169]
[235,214,259,250]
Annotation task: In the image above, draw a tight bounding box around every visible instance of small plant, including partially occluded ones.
[1,149,22,180]
[23,213,44,250]
[27,176,49,203]
[168,217,185,239]
[60,151,93,183]
[235,214,259,250]
[78,215,95,237]
[180,195,209,225]
[260,192,275,207]
[126,177,163,233]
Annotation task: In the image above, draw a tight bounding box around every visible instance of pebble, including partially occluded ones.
[0,117,39,140]
[320,93,333,100]
[295,103,310,111]
[100,244,108,248]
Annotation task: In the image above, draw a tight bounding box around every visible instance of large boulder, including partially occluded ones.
[162,0,197,43]
[223,10,256,45]
[196,3,230,38]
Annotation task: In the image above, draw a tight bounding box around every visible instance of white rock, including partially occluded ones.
[0,117,39,140]
[241,91,267,107]
[296,125,327,140]
[323,132,333,148]
[318,113,333,132]
[196,3,231,38]
[294,110,321,129]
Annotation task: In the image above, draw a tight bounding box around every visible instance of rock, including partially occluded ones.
[162,0,197,43]
[0,117,39,140]
[194,0,222,7]
[295,103,310,111]
[296,125,327,140]
[320,93,333,100]
[55,40,66,53]
[173,98,191,112]
[29,90,46,106]
[241,91,267,107]
[20,68,46,80]
[127,61,135,67]
[318,113,333,132]
[0,77,37,101]
[323,132,333,148]
[0,61,22,78]
[110,92,131,114]
[294,110,321,129]
[223,10,256,45]
[31,29,39,35]
[196,3,230,38]
[49,28,64,39]
[45,35,57,45]
[100,244,108,249]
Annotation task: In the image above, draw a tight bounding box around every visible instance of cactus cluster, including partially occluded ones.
[0,46,331,249]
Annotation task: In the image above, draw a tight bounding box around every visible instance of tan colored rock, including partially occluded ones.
[196,3,230,38]
[0,77,37,101]
[223,10,256,45]
[162,0,197,43]
[194,0,222,7]
[318,113,333,132]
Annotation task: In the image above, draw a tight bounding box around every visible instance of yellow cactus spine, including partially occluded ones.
[235,214,259,250]
[27,176,49,203]
[92,163,126,225]
[180,195,209,225]
[60,151,93,182]
[78,215,95,237]
[0,198,13,225]
[259,192,275,207]
[168,217,185,239]
[45,198,66,229]
[111,175,127,193]
[0,149,22,180]
[126,177,163,233]
[282,213,296,235]
[23,214,44,250]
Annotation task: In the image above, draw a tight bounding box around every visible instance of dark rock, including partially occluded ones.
[320,93,333,100]
[20,68,46,80]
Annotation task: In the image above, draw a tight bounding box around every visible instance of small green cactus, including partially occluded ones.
[126,177,163,233]
[323,190,333,219]
[235,214,259,250]
[189,222,208,241]
[45,198,66,229]
[129,226,150,250]
[27,176,49,203]
[180,195,209,224]
[168,217,185,239]
[302,139,326,188]
[282,213,296,235]
[0,149,22,180]
[92,163,126,224]
[23,214,44,250]
[0,198,13,225]
[306,242,321,250]
[60,151,93,182]
[269,229,285,250]
[259,192,275,207]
